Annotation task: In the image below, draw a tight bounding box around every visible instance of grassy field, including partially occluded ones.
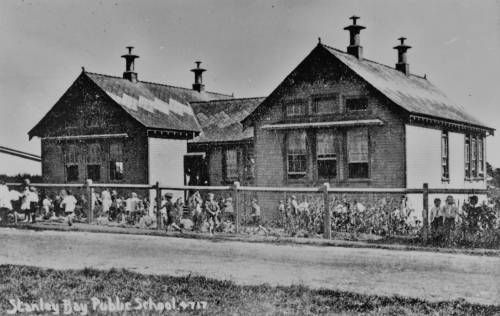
[0,265,498,315]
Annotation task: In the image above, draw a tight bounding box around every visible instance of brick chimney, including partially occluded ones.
[121,46,139,82]
[191,61,206,92]
[393,37,411,75]
[344,16,366,59]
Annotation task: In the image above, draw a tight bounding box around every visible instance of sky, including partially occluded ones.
[1,0,500,175]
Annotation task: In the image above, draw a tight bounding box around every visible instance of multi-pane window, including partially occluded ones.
[471,137,477,177]
[66,165,79,182]
[65,144,79,182]
[287,131,307,178]
[316,132,337,179]
[225,149,239,180]
[465,135,471,178]
[441,131,449,180]
[478,137,484,177]
[244,150,255,179]
[87,165,100,181]
[346,97,368,111]
[285,99,307,117]
[109,143,124,181]
[465,134,485,179]
[312,94,339,114]
[347,128,369,178]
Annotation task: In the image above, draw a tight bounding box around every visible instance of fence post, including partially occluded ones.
[422,182,429,241]
[233,181,240,233]
[322,183,331,239]
[85,179,93,224]
[155,182,162,230]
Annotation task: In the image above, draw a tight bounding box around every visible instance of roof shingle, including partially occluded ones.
[86,72,232,132]
[190,97,265,143]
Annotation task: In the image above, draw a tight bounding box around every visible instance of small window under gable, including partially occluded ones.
[285,99,307,117]
[346,97,368,111]
[312,93,339,114]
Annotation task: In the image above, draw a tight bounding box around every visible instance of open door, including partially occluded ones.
[184,153,208,186]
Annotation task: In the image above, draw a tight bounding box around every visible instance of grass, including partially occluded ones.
[0,265,498,315]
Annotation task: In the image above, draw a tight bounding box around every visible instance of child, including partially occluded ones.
[60,190,77,226]
[204,193,219,235]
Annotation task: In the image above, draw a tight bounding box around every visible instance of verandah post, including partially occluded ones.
[85,179,93,224]
[322,183,331,239]
[155,182,162,230]
[233,181,240,233]
[422,182,429,242]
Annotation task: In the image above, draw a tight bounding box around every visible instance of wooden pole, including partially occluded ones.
[86,179,93,224]
[322,183,331,239]
[233,181,240,233]
[422,182,429,241]
[155,182,162,230]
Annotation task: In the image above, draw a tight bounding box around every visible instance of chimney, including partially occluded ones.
[121,46,139,82]
[191,61,206,92]
[393,37,411,75]
[344,15,366,59]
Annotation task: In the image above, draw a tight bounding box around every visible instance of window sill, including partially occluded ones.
[346,178,371,183]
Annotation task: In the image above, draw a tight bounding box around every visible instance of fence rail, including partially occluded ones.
[5,180,488,239]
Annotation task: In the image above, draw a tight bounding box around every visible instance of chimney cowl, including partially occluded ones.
[393,37,411,75]
[121,46,139,82]
[191,61,206,92]
[344,15,366,59]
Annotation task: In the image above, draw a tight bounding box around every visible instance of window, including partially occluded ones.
[471,136,477,177]
[225,149,238,180]
[87,143,101,164]
[478,137,484,177]
[65,144,79,182]
[465,134,484,179]
[312,94,339,114]
[347,128,369,178]
[346,97,368,111]
[244,150,255,179]
[87,165,100,181]
[316,131,337,179]
[110,162,124,181]
[66,165,79,182]
[109,143,124,181]
[285,99,307,117]
[287,131,307,178]
[465,135,470,178]
[441,131,449,180]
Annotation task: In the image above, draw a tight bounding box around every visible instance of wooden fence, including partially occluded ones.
[6,181,487,239]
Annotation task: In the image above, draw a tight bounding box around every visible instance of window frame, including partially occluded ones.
[109,142,124,181]
[347,128,370,179]
[441,131,449,181]
[316,131,337,180]
[284,98,308,117]
[86,164,101,182]
[344,95,368,112]
[286,131,307,178]
[224,148,239,181]
[311,93,340,115]
[66,164,79,182]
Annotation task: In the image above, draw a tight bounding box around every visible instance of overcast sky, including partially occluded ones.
[1,0,500,175]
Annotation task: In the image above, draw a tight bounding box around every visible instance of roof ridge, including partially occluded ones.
[320,43,428,80]
[190,96,265,104]
[84,70,232,97]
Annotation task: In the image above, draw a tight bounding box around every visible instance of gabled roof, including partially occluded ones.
[85,72,232,132]
[189,97,264,144]
[244,43,494,133]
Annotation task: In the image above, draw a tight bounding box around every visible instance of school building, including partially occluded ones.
[29,17,494,218]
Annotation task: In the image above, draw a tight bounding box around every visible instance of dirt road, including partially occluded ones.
[1,228,499,305]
